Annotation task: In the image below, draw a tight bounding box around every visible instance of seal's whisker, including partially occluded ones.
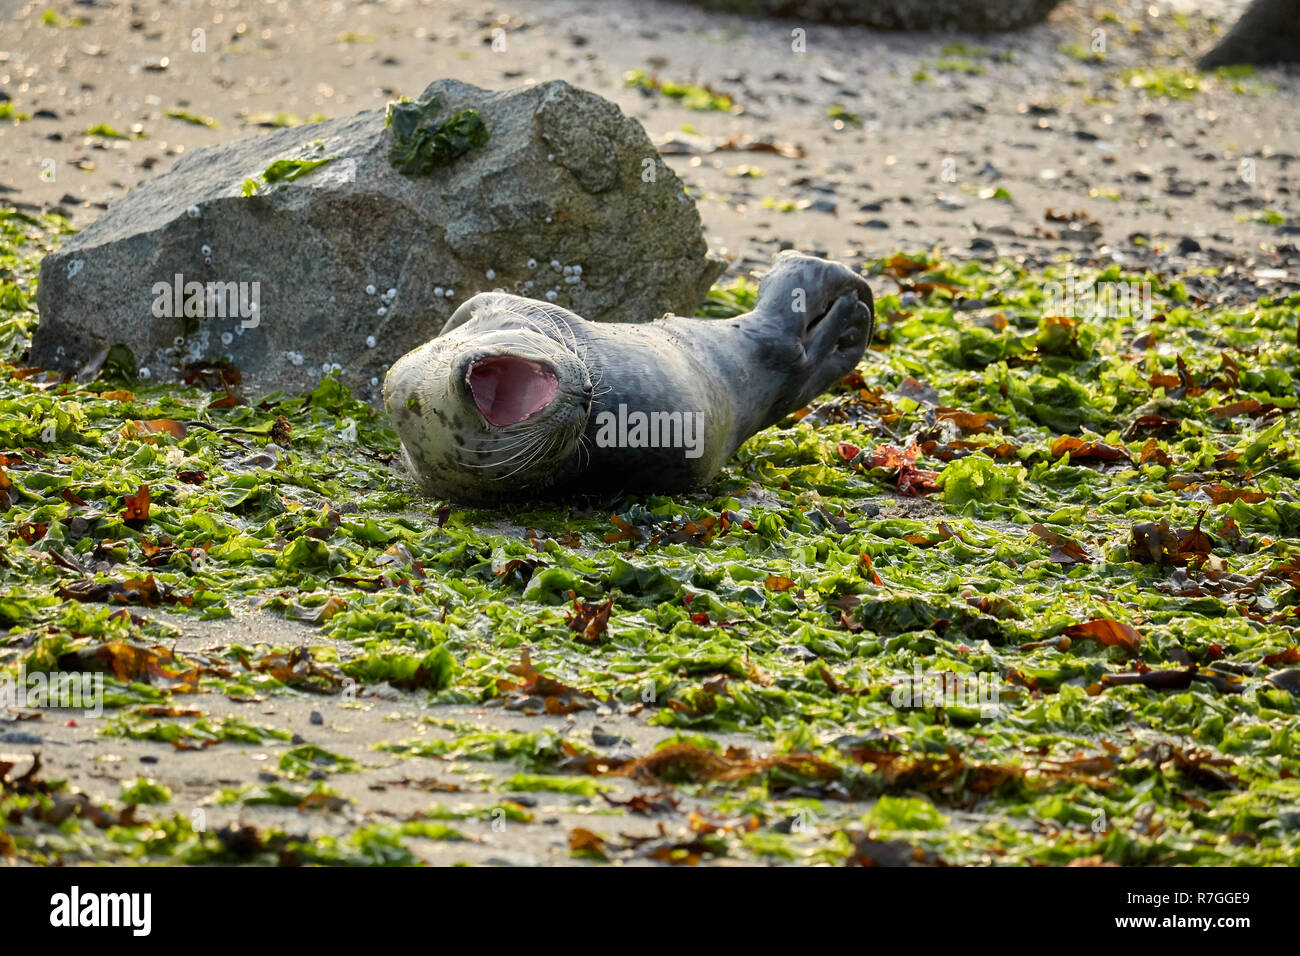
[466,435,542,466]
[494,431,554,479]
[469,419,556,470]
[474,429,549,445]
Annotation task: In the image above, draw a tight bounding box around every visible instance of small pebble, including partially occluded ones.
[0,731,42,745]
[310,710,324,725]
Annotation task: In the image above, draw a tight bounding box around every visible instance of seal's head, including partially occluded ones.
[384,308,593,501]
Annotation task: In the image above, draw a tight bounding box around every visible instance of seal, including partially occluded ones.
[383,252,873,502]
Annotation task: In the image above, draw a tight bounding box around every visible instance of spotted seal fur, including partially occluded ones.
[383,252,873,502]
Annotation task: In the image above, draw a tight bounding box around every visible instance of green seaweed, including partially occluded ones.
[385,93,490,176]
[1,206,1298,865]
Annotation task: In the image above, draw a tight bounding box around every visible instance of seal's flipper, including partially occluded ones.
[439,293,586,354]
[440,292,514,336]
[752,252,874,342]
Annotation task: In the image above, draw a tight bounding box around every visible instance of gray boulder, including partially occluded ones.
[1199,0,1300,68]
[671,0,1063,31]
[32,79,724,401]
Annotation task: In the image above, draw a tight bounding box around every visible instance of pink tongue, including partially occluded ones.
[466,356,559,426]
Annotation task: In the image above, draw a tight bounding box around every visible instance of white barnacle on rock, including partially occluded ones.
[365,284,376,295]
[377,306,387,316]
[444,288,454,298]
[545,290,558,301]
[434,286,444,296]
[186,205,201,218]
[285,351,304,366]
[66,259,84,279]
[221,332,233,345]
[527,258,537,268]
[321,362,332,374]
[172,335,185,348]
[365,335,377,348]
[369,376,379,387]
[201,244,212,256]
[386,287,397,298]
[139,367,151,380]
[485,268,496,280]
[565,274,580,284]
[184,329,210,363]
[563,265,574,276]
[550,259,560,269]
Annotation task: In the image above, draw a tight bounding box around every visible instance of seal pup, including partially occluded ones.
[384,252,873,502]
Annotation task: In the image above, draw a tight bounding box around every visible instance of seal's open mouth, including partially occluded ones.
[466,356,559,427]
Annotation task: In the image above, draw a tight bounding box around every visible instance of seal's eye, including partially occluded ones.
[466,356,559,427]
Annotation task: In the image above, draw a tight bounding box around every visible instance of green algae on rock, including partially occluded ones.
[385,93,490,175]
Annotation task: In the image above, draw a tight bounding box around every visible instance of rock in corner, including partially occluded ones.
[32,78,725,401]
